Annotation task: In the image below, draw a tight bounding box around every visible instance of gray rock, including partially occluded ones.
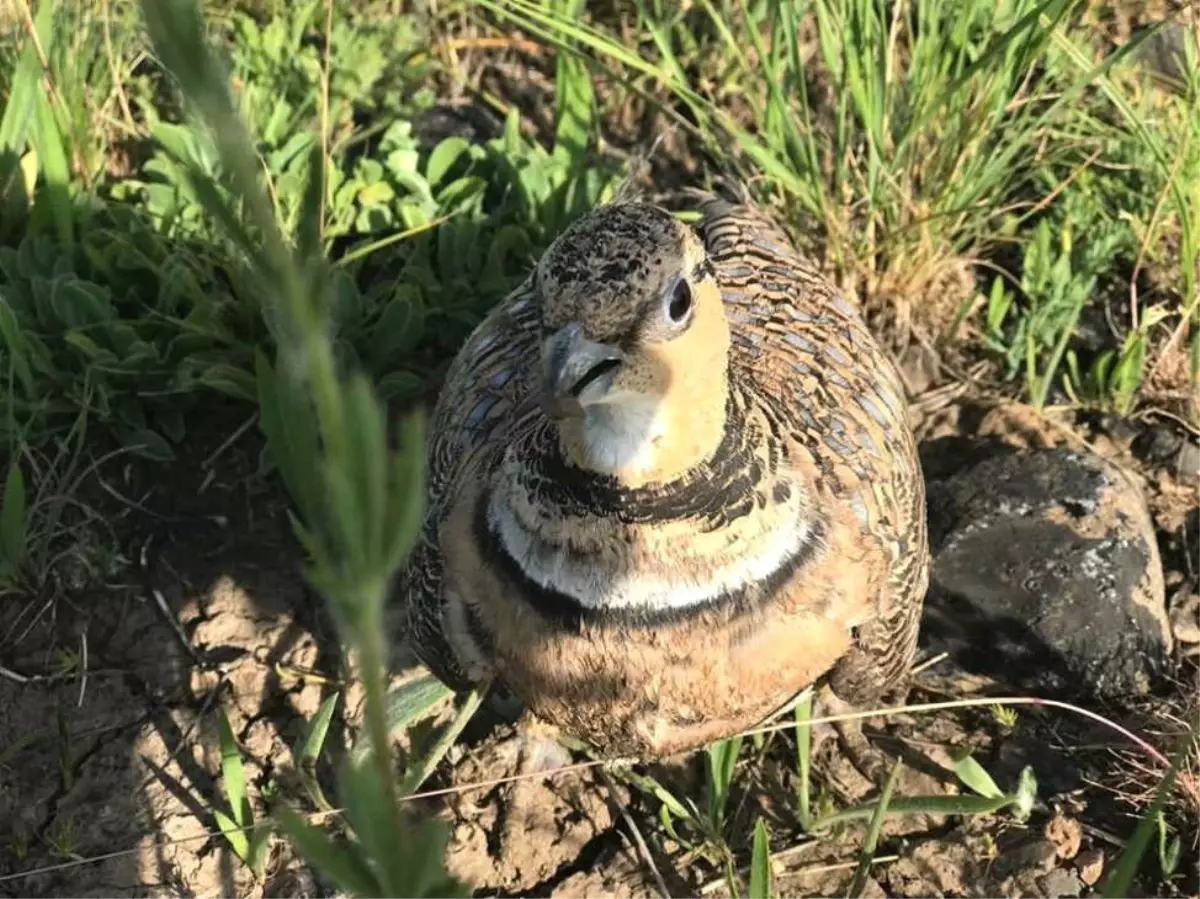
[1038,868,1083,898]
[1177,439,1200,480]
[921,447,1170,698]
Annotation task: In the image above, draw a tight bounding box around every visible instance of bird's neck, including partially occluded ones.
[560,370,729,489]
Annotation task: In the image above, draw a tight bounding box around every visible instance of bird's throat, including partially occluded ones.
[559,381,729,488]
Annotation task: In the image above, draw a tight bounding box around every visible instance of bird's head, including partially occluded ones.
[535,203,731,485]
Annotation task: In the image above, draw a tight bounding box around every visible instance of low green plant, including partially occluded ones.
[747,817,772,899]
[479,0,1148,305]
[791,696,1038,833]
[985,207,1124,409]
[1101,726,1195,898]
[136,0,465,894]
[214,708,272,877]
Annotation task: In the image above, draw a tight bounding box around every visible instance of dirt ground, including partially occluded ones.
[0,384,1195,898]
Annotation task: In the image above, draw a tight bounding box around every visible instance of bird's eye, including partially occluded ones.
[666,278,693,325]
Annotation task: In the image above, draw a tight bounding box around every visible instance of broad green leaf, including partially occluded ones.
[384,675,454,735]
[0,460,28,570]
[0,0,56,210]
[121,428,176,462]
[367,290,424,369]
[426,137,469,188]
[952,749,1005,799]
[0,298,35,396]
[295,692,340,768]
[217,709,250,828]
[30,92,72,246]
[748,818,771,899]
[272,802,381,897]
[213,807,250,860]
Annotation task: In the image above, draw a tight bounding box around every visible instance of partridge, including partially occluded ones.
[398,194,929,773]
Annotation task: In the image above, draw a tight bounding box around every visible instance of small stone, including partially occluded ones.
[995,838,1059,878]
[898,342,940,396]
[1177,441,1200,479]
[1044,812,1082,859]
[1132,423,1181,463]
[1039,868,1083,898]
[1075,847,1105,885]
[1169,590,1200,653]
[922,446,1170,698]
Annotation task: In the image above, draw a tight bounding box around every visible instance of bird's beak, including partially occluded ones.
[541,322,624,419]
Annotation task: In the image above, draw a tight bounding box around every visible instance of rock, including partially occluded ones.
[1169,588,1200,654]
[1177,440,1200,479]
[922,446,1170,698]
[995,838,1059,879]
[1038,868,1083,898]
[897,342,940,396]
[1044,812,1082,860]
[1075,848,1105,886]
[1132,422,1182,464]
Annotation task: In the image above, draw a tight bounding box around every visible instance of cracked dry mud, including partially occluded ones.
[1,396,1197,898]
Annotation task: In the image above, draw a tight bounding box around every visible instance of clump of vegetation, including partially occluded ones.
[0,0,1195,896]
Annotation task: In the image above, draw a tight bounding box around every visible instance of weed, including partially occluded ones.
[214,708,271,877]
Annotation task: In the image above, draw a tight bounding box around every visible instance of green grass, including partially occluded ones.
[1,0,1197,895]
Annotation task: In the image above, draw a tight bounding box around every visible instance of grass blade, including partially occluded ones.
[748,817,771,899]
[847,759,902,899]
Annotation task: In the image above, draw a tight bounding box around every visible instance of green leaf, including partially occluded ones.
[1101,734,1190,899]
[367,289,425,367]
[551,0,595,166]
[425,137,469,188]
[339,756,409,893]
[296,143,325,264]
[30,89,73,247]
[213,807,250,860]
[272,802,381,897]
[384,675,454,735]
[383,411,426,569]
[295,692,340,769]
[217,709,251,828]
[374,370,422,402]
[794,693,813,830]
[197,363,258,401]
[0,459,28,570]
[848,759,903,899]
[705,734,744,828]
[0,0,56,221]
[342,374,388,570]
[952,749,1005,799]
[255,350,320,534]
[61,331,117,366]
[0,298,35,397]
[121,428,176,462]
[0,0,55,156]
[748,818,771,899]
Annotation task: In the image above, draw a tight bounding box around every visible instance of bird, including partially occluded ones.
[397,191,929,792]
